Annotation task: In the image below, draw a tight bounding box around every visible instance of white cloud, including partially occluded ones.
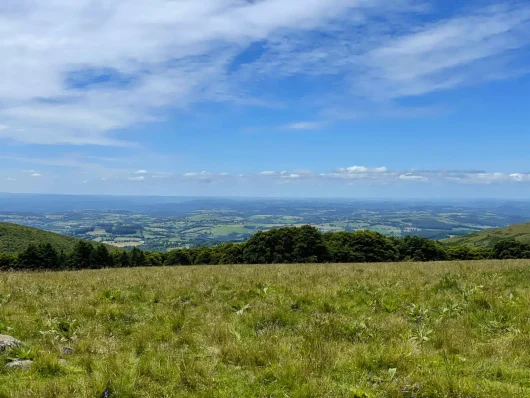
[340,166,388,173]
[509,173,530,182]
[184,171,212,177]
[281,173,301,179]
[399,173,428,182]
[135,170,148,174]
[201,168,530,185]
[283,121,322,130]
[0,0,384,146]
[356,4,530,99]
[4,161,530,193]
[445,172,512,185]
[240,2,530,102]
[2,1,526,147]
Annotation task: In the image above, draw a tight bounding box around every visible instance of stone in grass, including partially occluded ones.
[5,360,33,370]
[0,334,22,352]
[62,346,74,355]
[58,359,67,366]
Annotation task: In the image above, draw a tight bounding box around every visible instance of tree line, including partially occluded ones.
[1,226,529,271]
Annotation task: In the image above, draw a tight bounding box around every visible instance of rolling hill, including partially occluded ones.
[443,222,530,247]
[0,222,111,254]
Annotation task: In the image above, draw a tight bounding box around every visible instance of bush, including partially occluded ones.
[324,231,398,263]
[397,236,448,262]
[165,249,192,266]
[446,246,493,260]
[243,226,327,264]
[0,253,17,270]
[493,239,530,259]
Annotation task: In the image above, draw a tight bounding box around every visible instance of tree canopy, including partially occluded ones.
[0,225,523,271]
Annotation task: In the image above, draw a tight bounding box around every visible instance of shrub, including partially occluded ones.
[0,253,17,270]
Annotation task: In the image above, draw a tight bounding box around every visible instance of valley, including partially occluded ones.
[1,196,528,252]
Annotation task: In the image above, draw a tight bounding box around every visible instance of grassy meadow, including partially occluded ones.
[2,260,530,397]
[0,222,86,254]
[444,222,530,248]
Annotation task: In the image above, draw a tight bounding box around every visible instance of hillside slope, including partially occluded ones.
[0,222,105,253]
[443,222,530,247]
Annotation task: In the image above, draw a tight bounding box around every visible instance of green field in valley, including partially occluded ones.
[2,260,530,397]
[2,201,527,252]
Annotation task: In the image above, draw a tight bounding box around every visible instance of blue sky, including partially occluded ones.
[1,0,530,198]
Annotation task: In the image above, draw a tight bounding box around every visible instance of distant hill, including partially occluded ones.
[443,222,530,247]
[0,222,111,254]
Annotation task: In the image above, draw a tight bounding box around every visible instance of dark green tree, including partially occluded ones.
[0,253,17,270]
[165,249,192,266]
[293,225,329,263]
[215,243,244,265]
[71,241,94,269]
[194,247,213,265]
[92,245,114,268]
[118,251,130,268]
[38,243,59,269]
[446,246,493,260]
[324,230,398,263]
[129,247,146,267]
[493,239,530,259]
[397,236,448,262]
[18,244,42,269]
[145,251,165,267]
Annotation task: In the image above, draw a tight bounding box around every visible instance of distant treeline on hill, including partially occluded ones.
[1,226,530,271]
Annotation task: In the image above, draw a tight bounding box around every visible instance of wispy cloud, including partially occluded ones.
[239,2,530,102]
[2,1,526,147]
[0,0,384,146]
[164,166,530,186]
[356,3,530,99]
[399,173,429,182]
[283,121,323,130]
[3,161,530,197]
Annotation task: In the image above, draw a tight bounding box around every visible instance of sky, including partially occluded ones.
[1,0,530,198]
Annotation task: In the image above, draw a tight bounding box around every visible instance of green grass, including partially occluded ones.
[0,222,119,254]
[443,222,530,247]
[0,222,88,253]
[2,260,530,397]
[208,225,250,236]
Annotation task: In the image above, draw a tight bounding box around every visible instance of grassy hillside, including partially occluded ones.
[0,222,108,253]
[443,222,530,247]
[2,260,530,397]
